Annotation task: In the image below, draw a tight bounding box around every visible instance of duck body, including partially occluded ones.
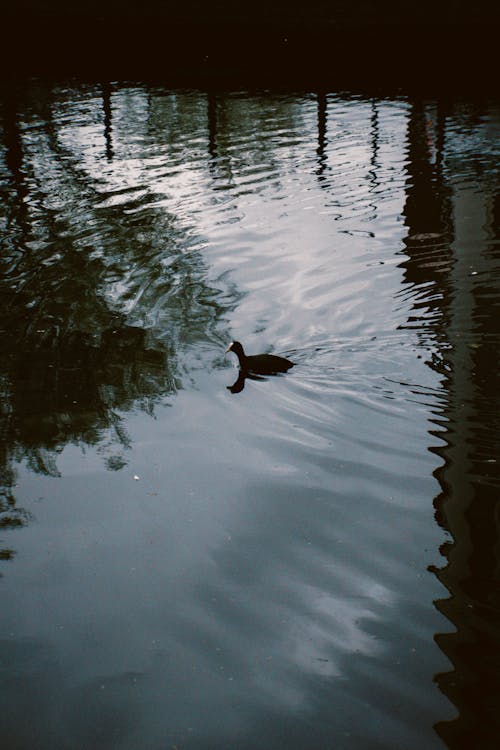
[226,341,294,375]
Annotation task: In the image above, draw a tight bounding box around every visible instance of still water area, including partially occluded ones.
[1,82,499,749]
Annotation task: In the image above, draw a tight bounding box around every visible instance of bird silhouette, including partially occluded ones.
[226,340,294,375]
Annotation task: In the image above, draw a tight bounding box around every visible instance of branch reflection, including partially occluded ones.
[0,82,235,563]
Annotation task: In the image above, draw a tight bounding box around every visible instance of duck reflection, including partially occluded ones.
[227,370,267,394]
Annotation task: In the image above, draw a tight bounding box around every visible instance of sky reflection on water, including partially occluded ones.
[0,84,499,749]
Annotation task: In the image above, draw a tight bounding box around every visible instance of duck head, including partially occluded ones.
[225,341,245,358]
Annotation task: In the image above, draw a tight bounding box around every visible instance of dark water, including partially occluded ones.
[1,83,499,749]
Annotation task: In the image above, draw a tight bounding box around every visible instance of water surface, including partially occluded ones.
[1,84,499,749]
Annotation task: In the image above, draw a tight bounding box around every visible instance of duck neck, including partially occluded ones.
[236,349,247,369]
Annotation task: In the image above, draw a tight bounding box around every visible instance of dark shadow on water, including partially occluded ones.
[401,97,500,748]
[0,81,235,563]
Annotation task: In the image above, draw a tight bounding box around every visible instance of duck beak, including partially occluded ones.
[225,343,232,354]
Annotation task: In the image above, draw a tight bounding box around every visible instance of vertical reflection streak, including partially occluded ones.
[402,98,500,747]
[102,82,114,161]
[367,99,380,219]
[316,90,327,180]
[207,89,218,163]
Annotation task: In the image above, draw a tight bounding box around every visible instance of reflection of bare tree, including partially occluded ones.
[0,444,30,571]
[0,82,234,563]
[207,90,218,163]
[401,99,500,747]
[316,91,327,179]
[200,93,308,192]
[431,180,500,748]
[397,99,456,377]
[102,82,114,161]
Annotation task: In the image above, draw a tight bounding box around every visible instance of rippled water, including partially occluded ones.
[1,84,499,749]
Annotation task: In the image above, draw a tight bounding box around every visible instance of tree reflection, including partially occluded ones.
[0,82,233,564]
[402,98,500,747]
[102,82,114,161]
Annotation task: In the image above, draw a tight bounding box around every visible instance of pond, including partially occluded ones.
[1,82,499,749]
